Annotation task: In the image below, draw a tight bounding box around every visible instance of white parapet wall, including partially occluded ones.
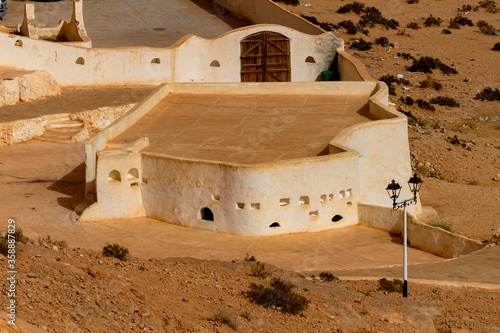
[0,24,341,87]
[80,81,416,236]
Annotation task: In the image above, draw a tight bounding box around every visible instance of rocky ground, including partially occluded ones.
[1,240,500,333]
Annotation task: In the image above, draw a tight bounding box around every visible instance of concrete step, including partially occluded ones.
[46,116,70,124]
[47,126,83,133]
[49,120,83,128]
[41,130,76,140]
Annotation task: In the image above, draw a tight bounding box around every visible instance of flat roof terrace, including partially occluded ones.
[108,92,376,164]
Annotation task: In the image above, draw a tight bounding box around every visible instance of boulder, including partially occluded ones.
[18,70,61,102]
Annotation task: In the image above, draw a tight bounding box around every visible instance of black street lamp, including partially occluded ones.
[385,173,423,297]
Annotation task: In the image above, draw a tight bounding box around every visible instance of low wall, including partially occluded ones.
[214,0,325,35]
[358,204,485,258]
[0,24,340,87]
[337,51,375,82]
[0,70,61,107]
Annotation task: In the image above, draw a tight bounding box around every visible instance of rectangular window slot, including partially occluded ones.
[329,194,334,201]
[251,203,260,210]
[320,194,327,203]
[130,182,139,187]
[236,203,245,210]
[346,189,352,197]
[309,210,319,218]
[299,196,309,205]
[279,198,290,206]
[339,191,345,199]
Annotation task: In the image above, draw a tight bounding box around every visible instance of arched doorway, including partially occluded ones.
[240,31,291,82]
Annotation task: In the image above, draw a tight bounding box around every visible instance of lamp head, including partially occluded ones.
[408,173,423,199]
[386,180,402,205]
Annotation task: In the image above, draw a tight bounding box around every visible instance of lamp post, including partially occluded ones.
[385,174,423,297]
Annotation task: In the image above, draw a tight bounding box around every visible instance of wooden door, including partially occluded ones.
[240,32,290,82]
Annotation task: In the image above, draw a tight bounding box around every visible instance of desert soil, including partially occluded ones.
[1,241,499,333]
[0,0,499,332]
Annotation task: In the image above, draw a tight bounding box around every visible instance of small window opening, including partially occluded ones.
[332,215,343,222]
[251,203,260,210]
[339,191,345,199]
[151,58,161,64]
[130,182,139,187]
[346,201,353,206]
[127,168,139,180]
[200,207,214,221]
[329,194,334,201]
[299,196,309,205]
[305,56,316,63]
[15,40,23,47]
[236,203,245,210]
[309,210,319,218]
[269,222,280,228]
[210,60,220,67]
[279,198,290,206]
[320,194,327,203]
[76,57,85,65]
[212,194,220,203]
[142,177,148,185]
[108,170,121,182]
[346,189,352,197]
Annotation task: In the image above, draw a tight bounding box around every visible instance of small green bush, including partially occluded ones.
[247,277,309,314]
[429,222,453,232]
[319,271,339,282]
[430,96,460,107]
[102,243,130,261]
[378,278,403,293]
[468,180,480,186]
[398,108,426,126]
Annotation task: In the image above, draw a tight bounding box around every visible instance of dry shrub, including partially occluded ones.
[419,76,442,90]
[210,309,239,331]
[407,56,458,75]
[38,235,67,248]
[378,278,403,293]
[474,87,500,101]
[477,20,496,35]
[102,243,130,261]
[337,2,366,14]
[430,96,460,107]
[250,261,272,279]
[319,271,339,282]
[272,0,299,5]
[407,22,420,29]
[479,0,499,13]
[493,42,500,51]
[247,277,309,315]
[424,15,442,27]
[415,99,436,111]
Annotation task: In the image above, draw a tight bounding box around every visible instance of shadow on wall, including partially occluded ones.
[189,0,250,29]
[47,162,86,211]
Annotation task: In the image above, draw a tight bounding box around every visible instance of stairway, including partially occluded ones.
[37,116,87,143]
